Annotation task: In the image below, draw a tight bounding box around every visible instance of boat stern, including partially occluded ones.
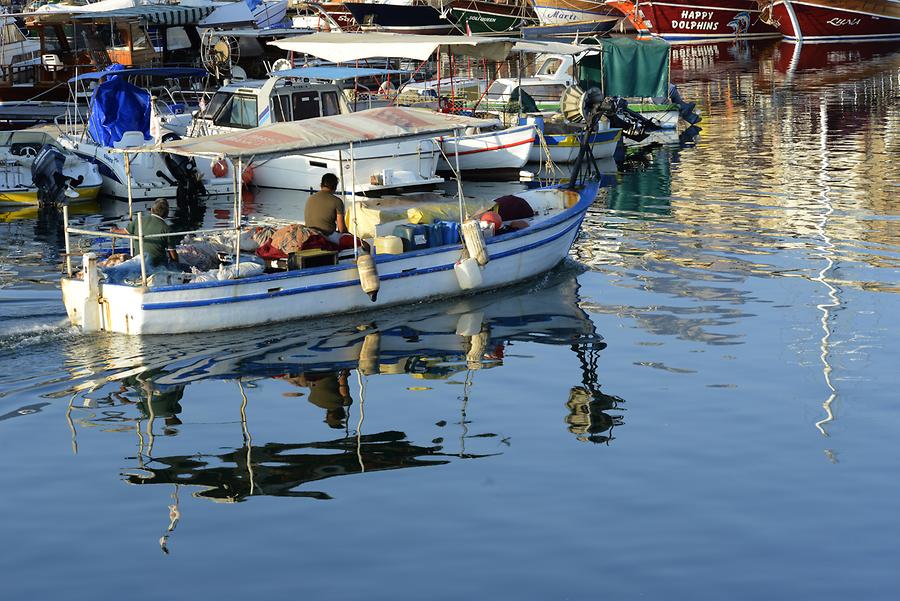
[61,254,147,334]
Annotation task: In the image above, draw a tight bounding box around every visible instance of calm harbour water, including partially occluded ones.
[1,40,898,599]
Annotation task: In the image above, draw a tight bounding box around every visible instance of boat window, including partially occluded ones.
[536,58,563,76]
[321,91,341,116]
[214,95,258,129]
[271,94,292,122]
[521,84,565,103]
[486,81,509,99]
[204,91,231,119]
[292,91,320,120]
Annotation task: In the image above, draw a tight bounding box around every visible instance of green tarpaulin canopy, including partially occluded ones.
[578,37,670,99]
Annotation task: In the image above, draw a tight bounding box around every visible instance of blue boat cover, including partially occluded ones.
[87,64,151,147]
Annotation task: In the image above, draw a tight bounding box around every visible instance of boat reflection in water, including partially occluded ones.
[64,269,624,510]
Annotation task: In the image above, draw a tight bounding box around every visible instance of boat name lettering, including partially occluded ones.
[671,19,720,30]
[541,9,579,23]
[826,18,861,27]
[680,10,714,20]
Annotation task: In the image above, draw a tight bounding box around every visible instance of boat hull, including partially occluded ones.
[437,124,535,173]
[532,0,614,23]
[251,139,443,194]
[0,183,101,206]
[341,3,459,35]
[771,0,900,42]
[521,17,620,38]
[59,137,234,201]
[530,128,622,163]
[447,0,536,33]
[61,184,600,334]
[606,0,781,41]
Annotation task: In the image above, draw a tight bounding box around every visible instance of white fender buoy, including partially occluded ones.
[359,331,381,375]
[466,329,490,370]
[462,220,489,266]
[357,254,380,302]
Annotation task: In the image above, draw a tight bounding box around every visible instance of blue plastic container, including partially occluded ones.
[432,220,461,246]
[392,224,430,251]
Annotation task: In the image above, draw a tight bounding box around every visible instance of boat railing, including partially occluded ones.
[61,208,241,288]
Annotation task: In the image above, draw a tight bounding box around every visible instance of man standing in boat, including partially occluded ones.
[304,173,347,244]
[114,198,179,267]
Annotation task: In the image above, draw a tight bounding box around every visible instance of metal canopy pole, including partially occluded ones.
[349,142,358,258]
[234,156,243,263]
[125,151,134,256]
[453,128,466,222]
[137,212,146,286]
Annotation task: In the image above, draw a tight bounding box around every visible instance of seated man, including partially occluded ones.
[304,173,347,244]
[114,198,179,267]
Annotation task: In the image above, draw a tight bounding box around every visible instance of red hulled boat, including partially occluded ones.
[606,0,781,41]
[760,0,900,42]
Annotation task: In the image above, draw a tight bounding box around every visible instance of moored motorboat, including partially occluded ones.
[0,131,102,206]
[57,67,233,202]
[437,122,536,174]
[59,106,603,335]
[179,66,444,195]
[530,118,622,163]
[758,0,900,42]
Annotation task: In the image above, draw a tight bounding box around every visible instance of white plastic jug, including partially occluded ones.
[454,257,482,290]
[374,235,404,255]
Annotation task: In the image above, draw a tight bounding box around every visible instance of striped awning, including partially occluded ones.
[72,5,216,26]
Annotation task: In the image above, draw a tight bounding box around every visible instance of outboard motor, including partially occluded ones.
[156,134,206,210]
[602,97,654,142]
[669,84,702,126]
[31,145,83,206]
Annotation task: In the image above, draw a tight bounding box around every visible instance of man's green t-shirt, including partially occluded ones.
[126,213,175,266]
[304,190,344,236]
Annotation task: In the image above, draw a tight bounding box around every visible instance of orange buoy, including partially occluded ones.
[211,158,228,178]
[241,164,254,185]
[480,211,502,233]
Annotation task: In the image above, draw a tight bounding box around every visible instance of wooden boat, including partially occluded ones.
[442,0,539,34]
[606,0,780,41]
[526,0,622,37]
[758,0,900,42]
[1,3,213,103]
[60,106,603,335]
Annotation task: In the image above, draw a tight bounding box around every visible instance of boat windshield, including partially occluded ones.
[486,81,511,100]
[204,91,231,119]
[519,84,565,105]
[536,58,563,76]
[213,94,258,129]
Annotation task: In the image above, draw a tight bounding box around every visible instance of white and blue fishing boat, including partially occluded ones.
[60,106,604,335]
